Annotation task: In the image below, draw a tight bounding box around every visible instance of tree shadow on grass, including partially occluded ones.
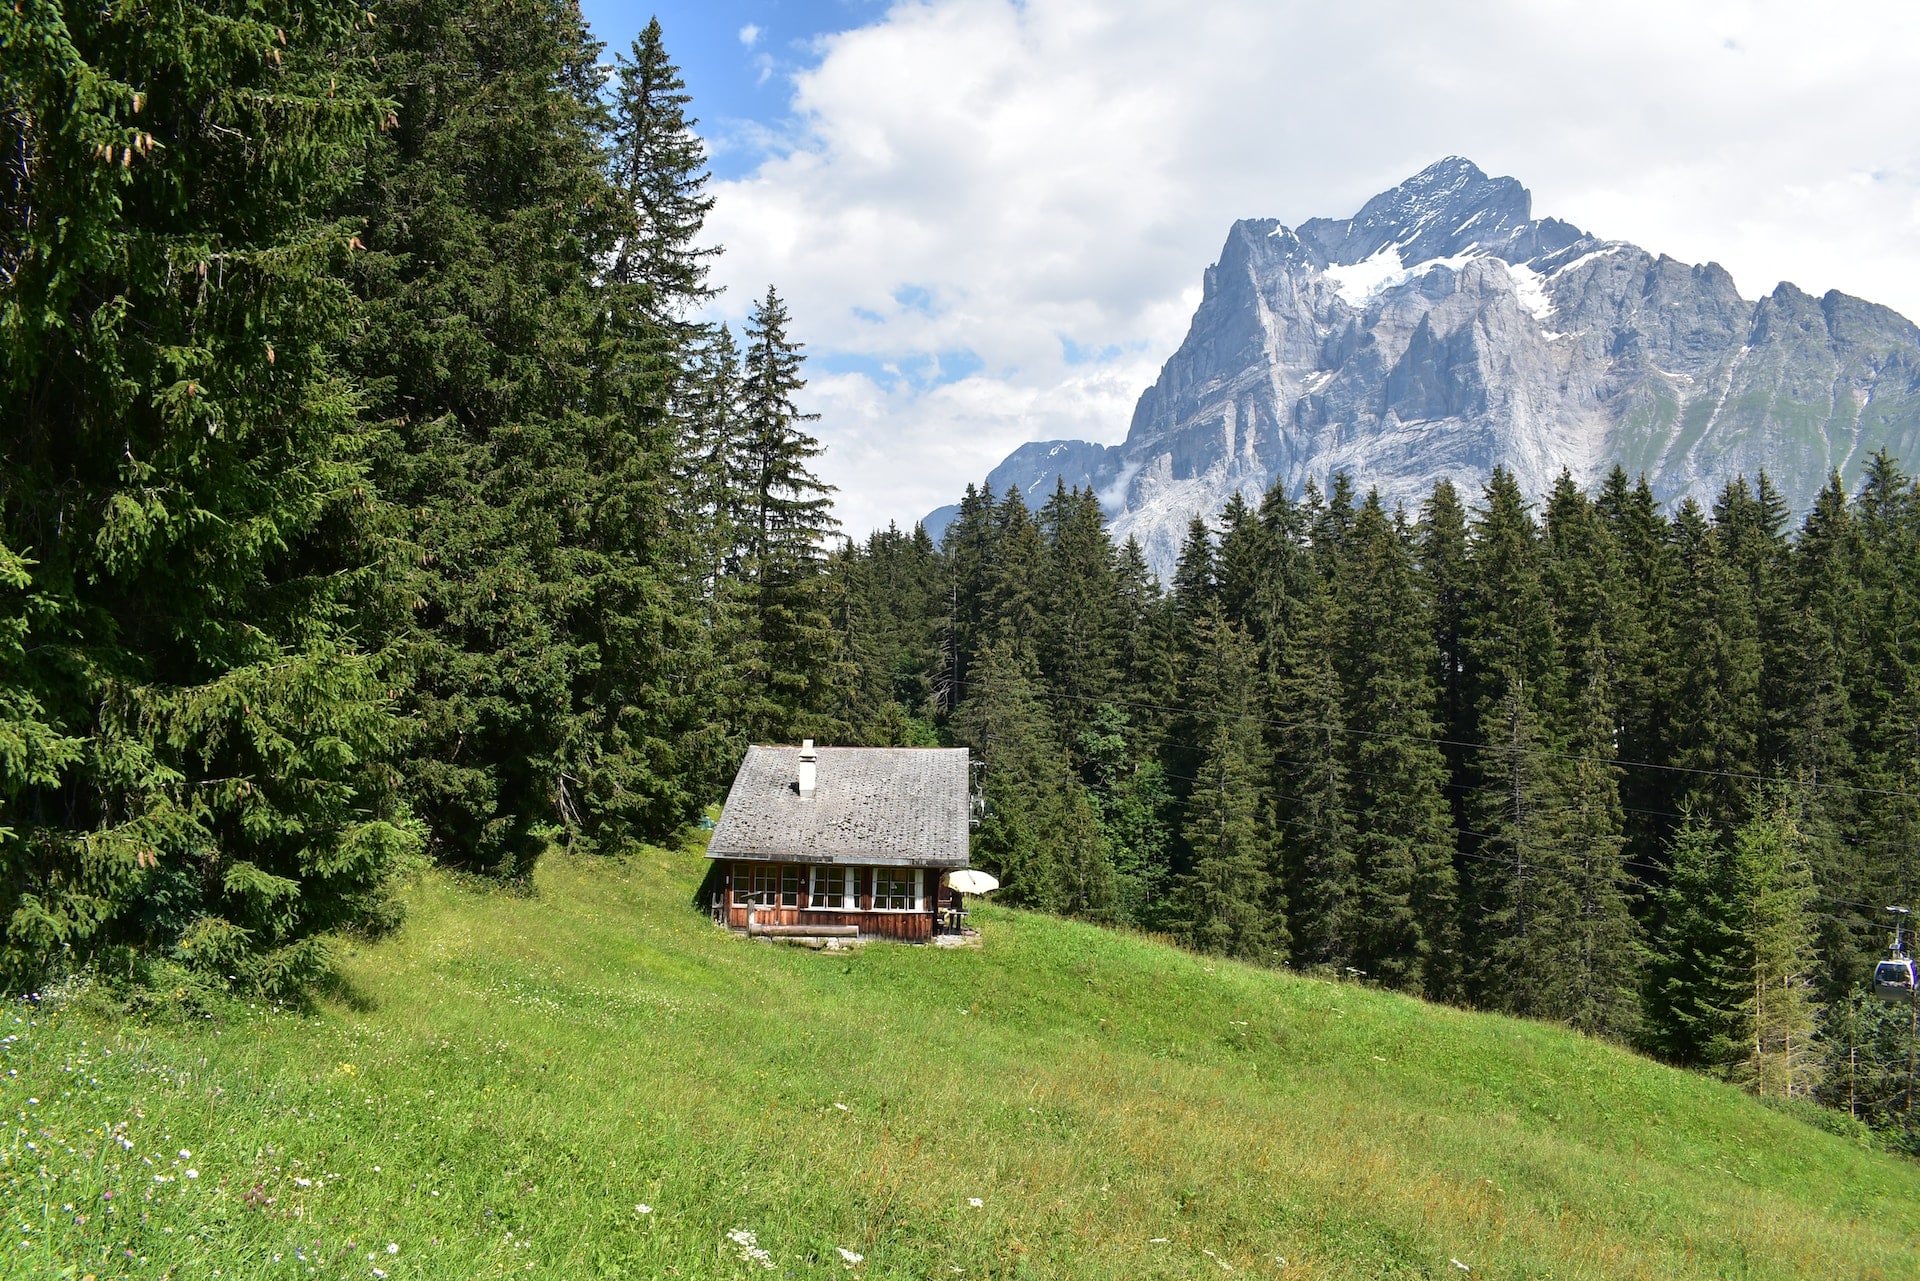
[318,967,379,1014]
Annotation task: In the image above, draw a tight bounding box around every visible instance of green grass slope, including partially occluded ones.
[6,843,1918,1280]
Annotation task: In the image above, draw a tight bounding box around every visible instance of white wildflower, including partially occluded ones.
[837,1246,864,1265]
[967,1198,983,1208]
[635,1204,652,1215]
[727,1228,774,1270]
[387,1243,399,1255]
[834,1103,849,1111]
[178,1149,190,1158]
[184,1169,198,1180]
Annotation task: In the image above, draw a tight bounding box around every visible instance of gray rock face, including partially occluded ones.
[932,157,1920,576]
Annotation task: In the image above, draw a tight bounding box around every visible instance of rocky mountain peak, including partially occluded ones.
[926,159,1920,577]
[1296,156,1542,268]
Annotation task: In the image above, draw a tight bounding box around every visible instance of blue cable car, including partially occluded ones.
[1876,907,1916,1003]
[1875,955,1917,1002]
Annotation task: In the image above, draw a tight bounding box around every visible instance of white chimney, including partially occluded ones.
[797,739,817,797]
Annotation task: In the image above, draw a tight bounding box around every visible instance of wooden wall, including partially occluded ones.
[718,861,938,942]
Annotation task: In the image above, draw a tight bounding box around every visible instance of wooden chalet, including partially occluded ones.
[706,741,972,943]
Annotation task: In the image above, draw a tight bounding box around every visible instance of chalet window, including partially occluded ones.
[809,864,853,910]
[732,863,797,908]
[873,866,921,912]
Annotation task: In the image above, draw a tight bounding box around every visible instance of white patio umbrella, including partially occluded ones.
[945,869,1000,895]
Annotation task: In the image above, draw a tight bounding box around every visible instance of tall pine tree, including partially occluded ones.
[2,0,417,990]
[728,286,844,743]
[1338,497,1458,995]
[1178,609,1283,961]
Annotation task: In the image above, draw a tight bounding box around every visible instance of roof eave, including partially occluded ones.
[706,848,970,869]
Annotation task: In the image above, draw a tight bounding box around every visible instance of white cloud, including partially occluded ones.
[701,0,1920,538]
[737,23,761,47]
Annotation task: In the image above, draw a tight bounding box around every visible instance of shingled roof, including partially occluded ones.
[707,746,971,868]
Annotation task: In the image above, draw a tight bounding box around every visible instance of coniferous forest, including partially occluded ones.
[6,0,1920,1150]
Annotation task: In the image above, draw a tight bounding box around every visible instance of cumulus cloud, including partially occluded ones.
[701,0,1920,537]
[737,23,761,47]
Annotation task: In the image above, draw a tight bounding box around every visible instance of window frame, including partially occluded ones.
[731,863,786,908]
[808,864,852,911]
[870,865,923,913]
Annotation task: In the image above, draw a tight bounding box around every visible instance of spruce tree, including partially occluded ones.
[1111,535,1172,737]
[567,15,726,849]
[1271,565,1356,971]
[1036,484,1116,742]
[986,488,1045,656]
[1544,639,1646,1038]
[1782,476,1868,995]
[1818,990,1920,1138]
[1662,500,1762,831]
[1729,791,1824,1098]
[1460,468,1572,1006]
[1645,793,1822,1088]
[936,483,997,714]
[605,17,717,321]
[1714,475,1794,768]
[958,641,1114,916]
[1851,453,1920,991]
[833,523,941,744]
[1542,470,1646,703]
[1645,813,1745,1067]
[1596,468,1680,864]
[1536,474,1646,1034]
[1214,491,1270,635]
[1418,479,1473,831]
[349,0,622,874]
[2,0,416,989]
[1251,480,1311,645]
[1340,496,1457,995]
[678,320,748,637]
[730,286,844,743]
[1178,609,1284,961]
[1077,704,1175,927]
[1171,515,1219,631]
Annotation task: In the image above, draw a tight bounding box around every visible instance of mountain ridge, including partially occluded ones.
[927,157,1920,576]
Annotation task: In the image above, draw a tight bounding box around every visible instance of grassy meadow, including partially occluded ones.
[4,838,1919,1279]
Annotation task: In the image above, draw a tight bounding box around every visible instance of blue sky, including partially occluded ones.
[564,1,1920,540]
[581,1,876,179]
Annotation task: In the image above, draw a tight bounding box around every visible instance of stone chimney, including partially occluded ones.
[797,739,817,797]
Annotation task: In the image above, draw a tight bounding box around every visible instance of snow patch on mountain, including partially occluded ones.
[1503,262,1553,322]
[1324,249,1485,308]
